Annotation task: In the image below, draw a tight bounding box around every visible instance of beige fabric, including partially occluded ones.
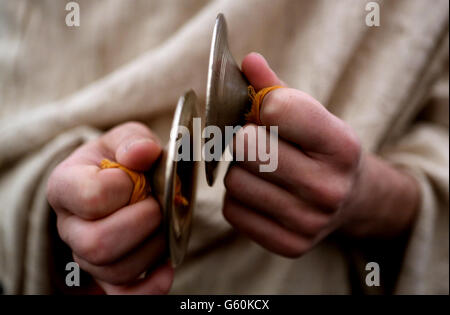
[0,0,448,294]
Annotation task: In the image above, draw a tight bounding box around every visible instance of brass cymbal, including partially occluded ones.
[151,90,199,267]
[205,13,251,186]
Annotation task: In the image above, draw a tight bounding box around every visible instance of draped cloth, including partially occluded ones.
[0,0,448,294]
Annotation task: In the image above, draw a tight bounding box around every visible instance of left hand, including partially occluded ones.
[222,53,418,257]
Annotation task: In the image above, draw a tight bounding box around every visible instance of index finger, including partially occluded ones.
[260,88,350,155]
[47,154,134,220]
[47,122,161,220]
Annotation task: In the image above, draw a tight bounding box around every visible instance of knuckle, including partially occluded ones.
[222,203,233,224]
[140,198,163,231]
[337,127,362,168]
[77,179,107,219]
[260,89,290,124]
[315,180,351,211]
[46,182,58,211]
[146,197,163,221]
[279,204,310,235]
[152,277,173,295]
[309,215,330,234]
[294,210,329,236]
[224,167,241,193]
[56,217,70,244]
[281,236,310,258]
[76,227,110,266]
[46,166,64,210]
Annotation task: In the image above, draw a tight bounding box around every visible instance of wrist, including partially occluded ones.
[339,153,420,238]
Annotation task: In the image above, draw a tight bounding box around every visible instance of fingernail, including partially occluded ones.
[124,138,153,153]
[254,52,269,67]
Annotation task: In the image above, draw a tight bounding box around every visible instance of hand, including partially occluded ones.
[47,122,173,294]
[223,53,419,257]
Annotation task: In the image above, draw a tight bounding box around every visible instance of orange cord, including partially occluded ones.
[99,159,188,207]
[174,176,189,207]
[100,159,189,207]
[100,159,148,204]
[245,85,284,124]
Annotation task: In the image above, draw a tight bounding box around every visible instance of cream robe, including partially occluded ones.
[0,0,448,294]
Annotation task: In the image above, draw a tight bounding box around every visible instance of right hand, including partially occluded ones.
[47,122,173,294]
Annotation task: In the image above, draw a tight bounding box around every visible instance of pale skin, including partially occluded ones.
[46,53,420,294]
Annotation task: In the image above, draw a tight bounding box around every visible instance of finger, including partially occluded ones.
[233,124,344,209]
[74,231,166,285]
[242,52,286,90]
[223,195,311,258]
[48,162,134,219]
[242,53,357,156]
[58,121,162,170]
[57,197,162,266]
[47,121,162,219]
[100,121,162,171]
[259,88,357,156]
[97,262,173,295]
[225,165,330,237]
[96,262,174,295]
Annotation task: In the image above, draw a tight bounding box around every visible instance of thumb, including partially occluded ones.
[241,52,286,91]
[100,122,162,171]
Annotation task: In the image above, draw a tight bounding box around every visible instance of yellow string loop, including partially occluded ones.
[99,158,188,207]
[174,177,189,207]
[245,85,284,124]
[100,159,148,204]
